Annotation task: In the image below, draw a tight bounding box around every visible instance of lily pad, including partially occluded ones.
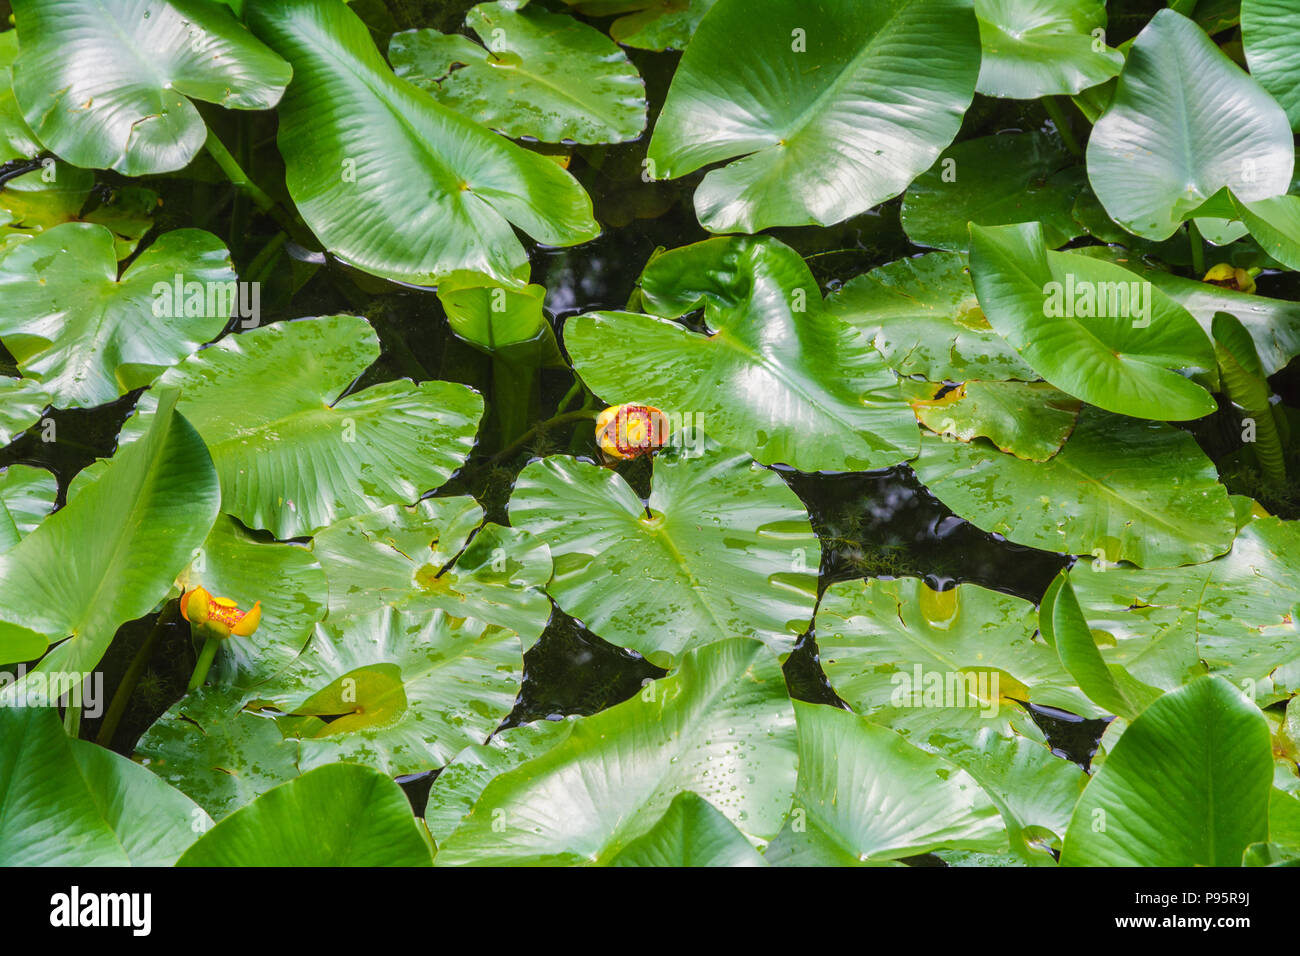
[135,688,302,820]
[973,0,1122,99]
[824,252,1036,382]
[176,515,328,690]
[610,791,765,866]
[1086,9,1293,240]
[0,30,40,160]
[119,315,484,538]
[0,162,157,259]
[254,606,523,776]
[911,406,1237,568]
[968,223,1217,421]
[815,577,1092,845]
[559,0,719,51]
[177,762,434,866]
[646,0,981,232]
[508,445,819,666]
[434,271,563,364]
[765,701,1007,865]
[902,133,1087,253]
[312,496,552,648]
[1242,0,1300,131]
[0,704,207,865]
[10,0,290,175]
[0,391,220,674]
[1061,676,1272,866]
[389,2,647,144]
[246,0,599,285]
[0,223,237,408]
[903,379,1080,462]
[1067,515,1300,706]
[435,638,798,865]
[565,236,919,472]
[0,463,56,553]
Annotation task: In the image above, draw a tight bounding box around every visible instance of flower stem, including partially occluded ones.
[1188,220,1206,276]
[96,601,175,748]
[1043,97,1082,157]
[204,127,304,240]
[187,635,221,693]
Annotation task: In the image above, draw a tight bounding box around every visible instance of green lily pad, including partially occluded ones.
[0,391,220,675]
[0,222,237,408]
[135,688,302,820]
[1242,0,1300,131]
[176,515,328,691]
[815,577,1092,846]
[902,133,1087,253]
[565,236,919,472]
[389,2,647,144]
[424,716,578,844]
[973,0,1122,99]
[911,406,1237,568]
[1086,9,1293,240]
[177,762,433,866]
[254,606,523,776]
[646,0,981,232]
[246,0,598,285]
[825,252,1036,382]
[903,379,1081,462]
[434,271,563,364]
[118,315,484,538]
[0,704,207,865]
[969,223,1217,421]
[0,161,157,259]
[436,638,798,865]
[0,463,56,553]
[610,791,766,866]
[765,701,1007,865]
[559,0,719,51]
[10,0,290,175]
[508,445,819,667]
[1067,515,1300,706]
[1062,676,1272,866]
[312,496,552,649]
[0,30,40,160]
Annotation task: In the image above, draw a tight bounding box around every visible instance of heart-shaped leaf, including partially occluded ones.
[0,390,219,674]
[0,223,236,408]
[435,638,797,865]
[1061,676,1272,866]
[246,0,598,285]
[0,705,207,865]
[825,252,1036,382]
[1241,0,1300,131]
[903,379,1080,462]
[11,0,290,175]
[902,133,1087,252]
[0,463,56,553]
[312,496,552,649]
[973,0,1122,99]
[559,0,719,51]
[389,2,646,144]
[765,701,1006,865]
[119,315,483,538]
[508,446,819,667]
[912,406,1237,568]
[176,762,433,866]
[254,606,523,776]
[1086,9,1293,240]
[646,0,981,232]
[565,237,918,471]
[1067,515,1300,705]
[610,791,765,866]
[969,222,1217,421]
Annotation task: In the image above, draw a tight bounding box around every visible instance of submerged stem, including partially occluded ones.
[96,602,175,748]
[1043,97,1082,157]
[1187,220,1206,276]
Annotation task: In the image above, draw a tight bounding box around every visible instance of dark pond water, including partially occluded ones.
[3,0,1296,848]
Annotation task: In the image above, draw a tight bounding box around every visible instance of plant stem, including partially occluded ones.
[63,701,81,737]
[1188,220,1206,276]
[1043,97,1082,157]
[487,408,597,468]
[244,230,287,285]
[204,127,303,239]
[96,602,174,748]
[187,635,221,693]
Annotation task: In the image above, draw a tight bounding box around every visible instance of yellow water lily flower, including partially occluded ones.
[1202,262,1256,294]
[595,404,669,460]
[180,586,262,640]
